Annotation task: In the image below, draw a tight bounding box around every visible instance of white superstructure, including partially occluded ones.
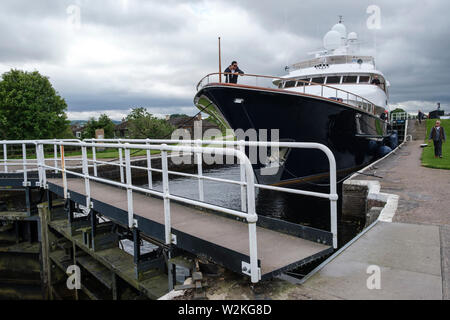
[276,20,389,110]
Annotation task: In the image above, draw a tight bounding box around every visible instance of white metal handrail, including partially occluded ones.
[2,138,339,283]
[290,55,375,70]
[34,140,260,282]
[85,138,338,248]
[390,112,409,121]
[0,139,80,185]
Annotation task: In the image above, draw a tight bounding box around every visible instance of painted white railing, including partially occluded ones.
[85,138,339,249]
[1,139,338,283]
[290,55,376,70]
[390,112,411,121]
[35,140,261,282]
[196,72,377,115]
[0,139,80,185]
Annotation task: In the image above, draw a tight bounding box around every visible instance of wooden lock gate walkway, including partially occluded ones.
[1,139,338,284]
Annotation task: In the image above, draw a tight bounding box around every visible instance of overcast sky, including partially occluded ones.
[1,0,449,120]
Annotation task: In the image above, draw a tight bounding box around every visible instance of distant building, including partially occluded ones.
[114,121,129,138]
[429,110,445,119]
[70,124,84,138]
[167,114,219,137]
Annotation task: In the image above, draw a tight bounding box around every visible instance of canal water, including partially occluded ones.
[136,164,362,246]
[126,164,364,281]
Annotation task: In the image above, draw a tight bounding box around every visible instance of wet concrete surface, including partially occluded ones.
[441,225,450,299]
[299,222,442,300]
[184,139,450,300]
[354,140,450,226]
[295,140,449,299]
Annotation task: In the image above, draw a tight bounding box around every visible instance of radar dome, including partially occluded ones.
[323,30,341,50]
[348,32,358,41]
[331,23,347,39]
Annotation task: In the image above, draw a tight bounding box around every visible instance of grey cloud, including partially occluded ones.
[1,0,450,116]
[226,0,450,112]
[0,1,69,62]
[75,1,190,34]
[66,91,191,112]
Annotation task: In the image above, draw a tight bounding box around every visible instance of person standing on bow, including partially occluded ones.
[224,61,244,84]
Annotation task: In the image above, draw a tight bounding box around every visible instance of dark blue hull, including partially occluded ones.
[195,84,389,185]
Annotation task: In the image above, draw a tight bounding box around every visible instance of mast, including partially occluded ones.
[218,37,222,83]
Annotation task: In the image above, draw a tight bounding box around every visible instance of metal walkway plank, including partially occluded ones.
[48,178,331,277]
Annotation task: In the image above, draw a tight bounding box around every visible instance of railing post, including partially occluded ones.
[22,143,28,185]
[243,153,259,283]
[92,141,98,177]
[196,140,204,202]
[3,143,7,173]
[61,145,68,199]
[161,144,172,245]
[124,143,135,229]
[328,150,338,249]
[330,199,338,249]
[36,143,47,188]
[118,141,124,184]
[81,144,91,210]
[53,139,58,173]
[36,143,41,185]
[248,222,259,283]
[41,144,47,188]
[238,141,247,211]
[146,139,153,190]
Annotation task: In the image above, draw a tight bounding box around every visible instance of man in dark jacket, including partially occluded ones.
[371,75,381,86]
[428,120,446,158]
[418,110,424,124]
[224,61,244,84]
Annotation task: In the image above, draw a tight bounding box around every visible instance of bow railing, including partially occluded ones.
[196,72,378,115]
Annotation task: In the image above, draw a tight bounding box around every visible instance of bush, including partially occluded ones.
[0,69,70,140]
[126,108,174,139]
[81,114,116,139]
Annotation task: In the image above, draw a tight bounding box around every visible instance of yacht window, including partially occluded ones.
[296,79,310,86]
[278,82,283,88]
[311,77,325,84]
[359,76,370,83]
[342,75,358,83]
[326,76,341,84]
[284,80,296,88]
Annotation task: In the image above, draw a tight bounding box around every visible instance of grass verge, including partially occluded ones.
[421,119,450,169]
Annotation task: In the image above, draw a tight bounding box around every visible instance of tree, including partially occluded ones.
[169,113,189,120]
[126,107,174,139]
[391,108,406,114]
[81,114,116,139]
[0,69,70,140]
